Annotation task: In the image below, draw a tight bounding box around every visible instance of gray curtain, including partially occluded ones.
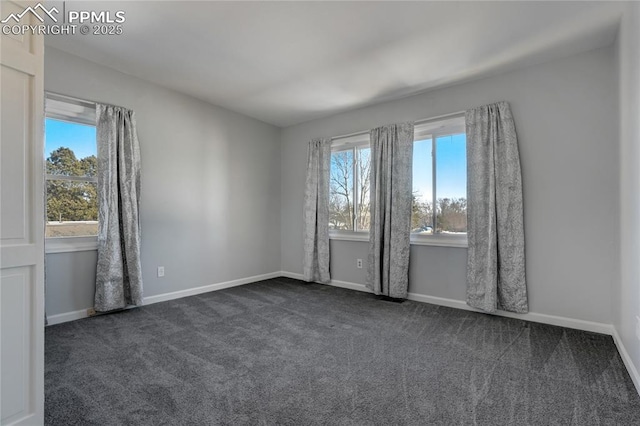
[303,138,331,283]
[95,104,143,312]
[367,122,414,298]
[466,101,527,313]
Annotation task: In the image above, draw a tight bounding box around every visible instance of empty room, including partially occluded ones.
[2,0,640,424]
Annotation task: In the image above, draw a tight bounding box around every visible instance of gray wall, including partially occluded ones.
[329,241,468,301]
[46,251,97,316]
[617,2,640,383]
[44,47,282,316]
[281,46,618,324]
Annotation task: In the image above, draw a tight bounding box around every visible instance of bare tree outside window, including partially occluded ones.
[329,150,354,230]
[411,192,433,233]
[436,197,467,233]
[355,147,371,231]
[329,146,371,231]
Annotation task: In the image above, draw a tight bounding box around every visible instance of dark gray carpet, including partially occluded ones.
[46,277,640,425]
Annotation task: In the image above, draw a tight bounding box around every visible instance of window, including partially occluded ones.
[329,133,371,234]
[412,115,467,244]
[45,94,98,243]
[328,114,467,247]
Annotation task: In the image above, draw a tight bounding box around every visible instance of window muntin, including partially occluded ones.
[329,133,371,233]
[45,95,98,239]
[328,114,467,246]
[412,115,467,241]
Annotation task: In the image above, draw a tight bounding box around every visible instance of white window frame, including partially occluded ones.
[328,114,468,248]
[44,93,99,254]
[411,114,468,248]
[328,132,371,240]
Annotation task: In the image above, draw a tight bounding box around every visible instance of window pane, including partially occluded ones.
[46,180,98,237]
[329,150,354,230]
[45,118,97,177]
[355,147,371,231]
[411,138,434,234]
[435,133,467,233]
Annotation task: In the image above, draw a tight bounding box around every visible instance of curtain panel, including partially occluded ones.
[303,138,331,283]
[95,104,144,312]
[466,101,528,313]
[367,122,414,299]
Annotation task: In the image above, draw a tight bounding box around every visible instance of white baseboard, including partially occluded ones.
[612,327,640,395]
[47,271,282,325]
[143,271,282,306]
[279,271,305,280]
[406,292,614,335]
[47,308,91,325]
[49,272,613,336]
[279,271,612,335]
[279,271,370,293]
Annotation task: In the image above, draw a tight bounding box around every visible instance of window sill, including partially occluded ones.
[410,235,468,248]
[329,232,468,248]
[329,231,369,242]
[45,236,98,254]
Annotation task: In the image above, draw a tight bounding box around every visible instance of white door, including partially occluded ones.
[0,1,45,424]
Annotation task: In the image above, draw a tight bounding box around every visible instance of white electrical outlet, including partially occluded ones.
[157,266,165,277]
[356,259,363,269]
[636,316,640,341]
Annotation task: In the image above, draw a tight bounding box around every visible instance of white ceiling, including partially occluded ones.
[44,1,625,127]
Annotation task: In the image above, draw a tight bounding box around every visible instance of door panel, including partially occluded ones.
[1,268,32,423]
[1,66,29,242]
[0,1,45,425]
